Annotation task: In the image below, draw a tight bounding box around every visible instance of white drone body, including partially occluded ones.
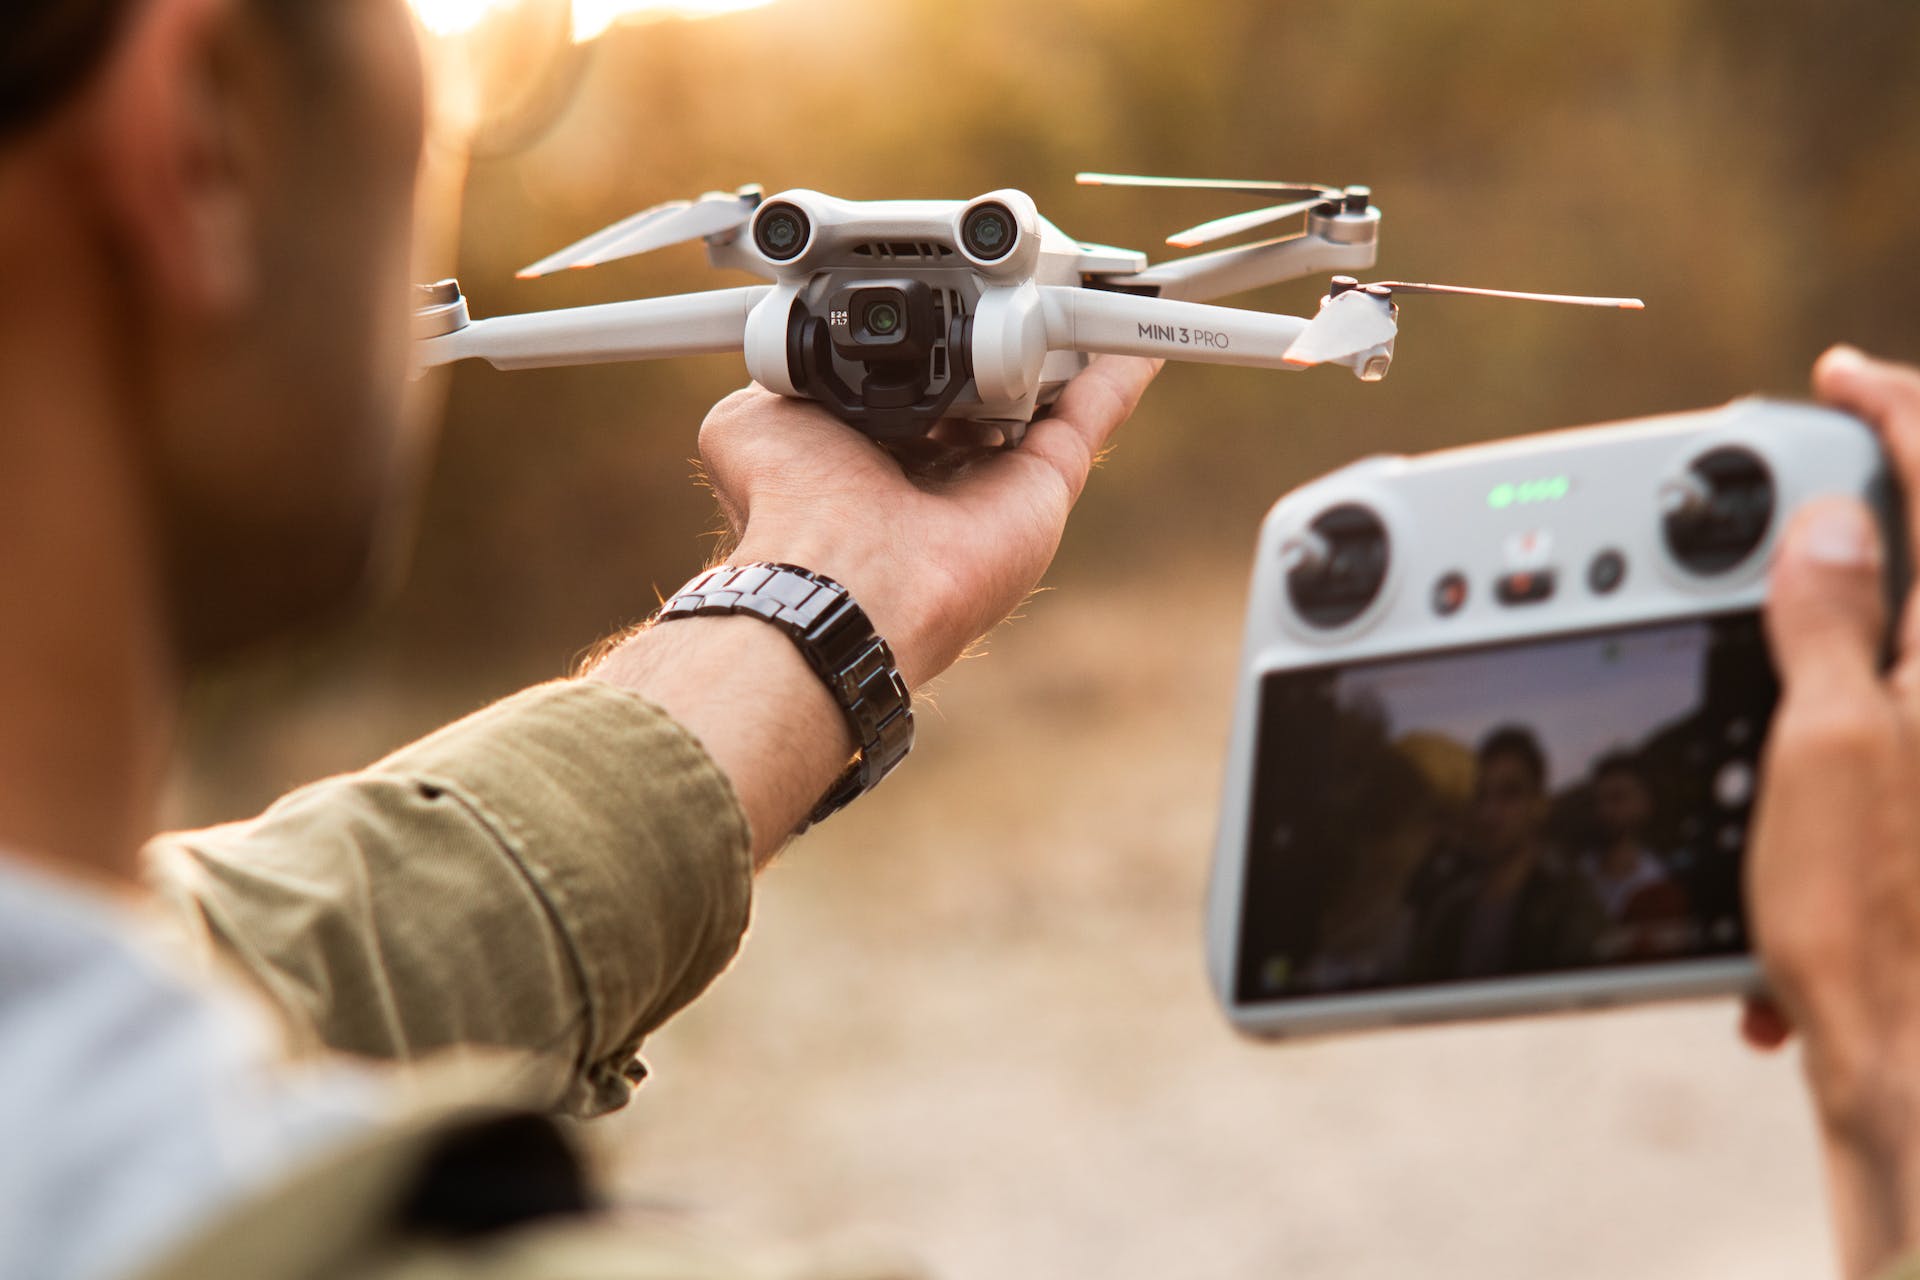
[414,176,1641,443]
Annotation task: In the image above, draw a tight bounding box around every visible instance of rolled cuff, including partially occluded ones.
[366,681,753,1114]
[147,680,752,1117]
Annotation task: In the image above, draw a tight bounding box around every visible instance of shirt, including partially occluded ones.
[38,677,759,1279]
[144,679,754,1118]
[0,858,379,1280]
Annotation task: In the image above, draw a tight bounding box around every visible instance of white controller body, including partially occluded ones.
[1207,398,1900,1038]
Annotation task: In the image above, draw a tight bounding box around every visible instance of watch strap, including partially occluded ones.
[655,562,914,827]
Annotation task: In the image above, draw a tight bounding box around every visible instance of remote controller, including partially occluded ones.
[1207,398,1903,1038]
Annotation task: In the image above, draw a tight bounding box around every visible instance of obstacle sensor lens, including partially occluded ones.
[961,203,1016,261]
[755,204,810,261]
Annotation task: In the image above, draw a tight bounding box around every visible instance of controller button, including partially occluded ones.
[1663,446,1775,575]
[1432,572,1469,617]
[1496,569,1556,606]
[1587,549,1627,595]
[1715,760,1755,809]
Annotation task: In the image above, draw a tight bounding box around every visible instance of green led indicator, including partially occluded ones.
[1488,475,1570,509]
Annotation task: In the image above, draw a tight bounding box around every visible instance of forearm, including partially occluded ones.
[1825,1130,1920,1279]
[1808,1049,1920,1280]
[588,614,856,866]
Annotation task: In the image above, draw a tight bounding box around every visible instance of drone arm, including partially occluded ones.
[1038,287,1312,368]
[416,286,772,372]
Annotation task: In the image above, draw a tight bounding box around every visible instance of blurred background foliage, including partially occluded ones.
[178,0,1920,815]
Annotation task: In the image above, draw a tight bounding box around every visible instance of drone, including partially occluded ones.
[413,175,1643,444]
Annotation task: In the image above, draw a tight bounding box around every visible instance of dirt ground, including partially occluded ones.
[589,563,1832,1280]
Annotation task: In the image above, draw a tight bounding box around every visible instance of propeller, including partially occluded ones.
[1354,280,1646,308]
[518,185,763,279]
[1281,276,1645,368]
[1074,172,1372,250]
[1075,172,1335,199]
[1163,197,1333,249]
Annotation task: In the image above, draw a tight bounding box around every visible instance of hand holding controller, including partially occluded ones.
[1739,349,1920,1280]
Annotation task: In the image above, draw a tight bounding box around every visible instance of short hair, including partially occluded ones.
[1,0,134,141]
[1477,725,1548,793]
[1592,751,1646,786]
[2,0,321,145]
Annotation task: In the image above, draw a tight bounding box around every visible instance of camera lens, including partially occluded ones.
[961,203,1016,261]
[864,302,902,336]
[754,204,809,261]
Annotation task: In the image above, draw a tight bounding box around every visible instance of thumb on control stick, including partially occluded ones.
[1766,497,1888,716]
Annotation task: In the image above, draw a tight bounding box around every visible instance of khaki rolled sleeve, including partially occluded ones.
[144,681,753,1117]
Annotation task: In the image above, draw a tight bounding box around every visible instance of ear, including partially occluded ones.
[86,0,261,316]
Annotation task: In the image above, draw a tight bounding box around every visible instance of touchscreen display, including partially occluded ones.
[1233,613,1776,1005]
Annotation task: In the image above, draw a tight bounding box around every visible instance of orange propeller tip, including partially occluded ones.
[514,270,538,280]
[1622,298,1647,310]
[1282,356,1315,368]
[1165,235,1202,249]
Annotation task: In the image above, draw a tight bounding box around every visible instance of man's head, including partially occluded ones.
[2,0,430,661]
[1591,753,1653,842]
[1470,725,1550,865]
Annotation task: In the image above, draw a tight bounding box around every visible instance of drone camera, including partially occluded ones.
[753,201,812,262]
[827,280,937,364]
[788,276,965,431]
[854,289,910,346]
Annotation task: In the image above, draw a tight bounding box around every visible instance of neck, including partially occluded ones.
[0,147,177,884]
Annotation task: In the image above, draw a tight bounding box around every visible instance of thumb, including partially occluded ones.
[1764,496,1888,704]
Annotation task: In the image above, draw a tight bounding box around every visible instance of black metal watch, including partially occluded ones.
[654,562,915,827]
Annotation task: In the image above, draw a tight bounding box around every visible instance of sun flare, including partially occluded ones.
[410,0,777,42]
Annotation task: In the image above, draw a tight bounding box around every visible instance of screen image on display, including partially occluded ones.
[1233,613,1778,1006]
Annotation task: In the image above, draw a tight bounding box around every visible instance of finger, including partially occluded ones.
[1764,496,1889,707]
[1812,347,1920,670]
[1815,344,1920,560]
[1740,995,1793,1051]
[1815,346,1920,490]
[1014,355,1162,505]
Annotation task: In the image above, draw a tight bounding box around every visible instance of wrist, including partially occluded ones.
[591,614,852,863]
[727,528,949,689]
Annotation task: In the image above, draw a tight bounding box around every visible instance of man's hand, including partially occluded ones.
[591,357,1160,862]
[705,356,1162,689]
[1743,347,1920,1278]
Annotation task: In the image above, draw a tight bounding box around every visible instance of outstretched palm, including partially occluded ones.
[702,355,1161,687]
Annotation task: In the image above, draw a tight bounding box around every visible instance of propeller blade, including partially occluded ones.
[1075,172,1333,201]
[518,189,760,279]
[1164,197,1328,248]
[1371,281,1645,309]
[1282,290,1399,367]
